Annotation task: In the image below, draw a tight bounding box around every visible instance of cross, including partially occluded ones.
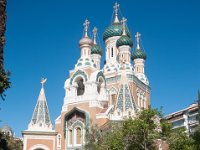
[83,19,90,37]
[121,17,127,35]
[135,32,141,49]
[41,78,47,88]
[113,2,120,16]
[92,27,97,38]
[121,17,127,28]
[92,27,97,44]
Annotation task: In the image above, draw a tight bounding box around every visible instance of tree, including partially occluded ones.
[167,128,195,150]
[121,108,160,150]
[0,0,10,100]
[84,124,104,150]
[190,90,200,149]
[191,126,200,150]
[0,131,23,150]
[198,90,200,123]
[0,69,10,100]
[102,123,124,150]
[85,107,167,150]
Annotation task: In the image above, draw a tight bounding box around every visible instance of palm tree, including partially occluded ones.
[0,0,10,100]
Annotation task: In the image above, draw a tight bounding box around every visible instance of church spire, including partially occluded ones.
[115,65,137,117]
[28,78,52,131]
[113,2,120,23]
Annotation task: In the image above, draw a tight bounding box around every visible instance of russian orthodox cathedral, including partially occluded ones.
[22,2,150,150]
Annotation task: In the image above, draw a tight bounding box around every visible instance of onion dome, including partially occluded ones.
[116,35,133,47]
[79,37,93,46]
[91,27,102,55]
[103,23,130,42]
[131,49,147,60]
[103,2,130,41]
[116,17,133,47]
[79,19,93,47]
[131,32,147,60]
[91,44,102,55]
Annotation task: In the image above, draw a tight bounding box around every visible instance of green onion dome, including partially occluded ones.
[116,35,133,48]
[103,23,131,41]
[91,44,102,55]
[131,49,147,60]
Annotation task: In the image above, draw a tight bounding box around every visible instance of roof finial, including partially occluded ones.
[135,32,141,49]
[83,19,90,37]
[92,27,97,45]
[113,2,120,23]
[121,17,127,35]
[41,78,47,88]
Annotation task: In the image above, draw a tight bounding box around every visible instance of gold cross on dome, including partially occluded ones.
[83,19,90,37]
[121,17,127,28]
[113,2,120,16]
[135,32,141,49]
[92,27,97,37]
[92,27,97,44]
[121,17,127,35]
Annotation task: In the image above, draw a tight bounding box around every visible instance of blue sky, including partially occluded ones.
[1,0,200,137]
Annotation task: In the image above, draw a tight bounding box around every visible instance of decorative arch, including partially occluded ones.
[70,70,88,85]
[63,107,90,137]
[109,87,117,94]
[96,71,106,85]
[72,120,85,145]
[75,76,85,96]
[29,144,50,150]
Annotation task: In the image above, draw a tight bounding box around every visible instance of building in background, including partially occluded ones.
[22,2,150,150]
[165,102,199,135]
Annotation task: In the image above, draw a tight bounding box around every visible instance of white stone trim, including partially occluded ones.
[29,144,50,150]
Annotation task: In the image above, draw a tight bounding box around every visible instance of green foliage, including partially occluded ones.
[198,90,200,123]
[160,118,171,139]
[84,124,104,150]
[85,107,200,150]
[0,131,23,150]
[191,126,200,150]
[85,108,165,150]
[168,128,195,150]
[0,69,11,100]
[121,108,160,150]
[102,123,124,150]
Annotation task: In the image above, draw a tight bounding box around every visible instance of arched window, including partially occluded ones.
[97,78,103,94]
[69,129,72,145]
[76,127,81,145]
[76,77,85,96]
[111,47,114,57]
[111,94,117,105]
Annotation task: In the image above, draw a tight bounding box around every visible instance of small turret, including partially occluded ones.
[28,78,52,131]
[116,17,133,63]
[91,27,102,69]
[131,32,146,61]
[79,19,93,57]
[132,32,149,85]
